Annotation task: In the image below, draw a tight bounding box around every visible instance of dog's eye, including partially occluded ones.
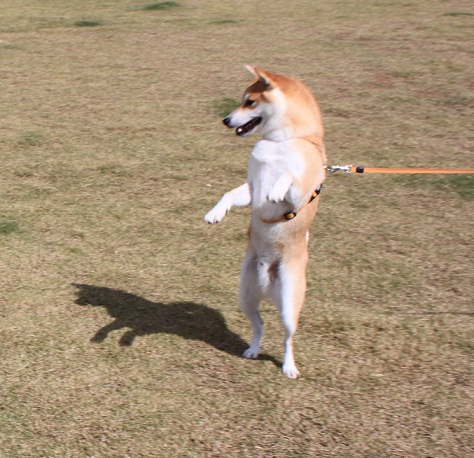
[244,99,256,107]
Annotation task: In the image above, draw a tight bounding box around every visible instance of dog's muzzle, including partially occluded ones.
[223,116,263,136]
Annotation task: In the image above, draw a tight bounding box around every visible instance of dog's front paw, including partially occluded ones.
[282,363,300,379]
[204,201,229,224]
[267,174,292,203]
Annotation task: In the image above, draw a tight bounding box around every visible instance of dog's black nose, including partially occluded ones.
[223,117,232,127]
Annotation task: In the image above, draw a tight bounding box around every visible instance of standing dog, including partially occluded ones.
[204,66,326,378]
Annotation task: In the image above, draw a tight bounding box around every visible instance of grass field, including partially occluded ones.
[1,0,473,456]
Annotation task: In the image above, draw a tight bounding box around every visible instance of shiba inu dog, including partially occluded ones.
[204,66,326,378]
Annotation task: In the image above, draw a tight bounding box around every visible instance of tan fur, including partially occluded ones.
[205,66,326,378]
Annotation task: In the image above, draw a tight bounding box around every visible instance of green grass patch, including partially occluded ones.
[0,41,19,49]
[394,175,474,200]
[213,98,239,118]
[74,19,103,27]
[142,2,180,11]
[0,221,19,235]
[443,12,474,17]
[18,131,45,147]
[210,19,239,25]
[429,96,471,107]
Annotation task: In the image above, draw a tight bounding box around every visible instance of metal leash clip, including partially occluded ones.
[325,165,352,174]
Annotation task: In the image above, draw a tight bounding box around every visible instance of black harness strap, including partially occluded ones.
[262,185,322,224]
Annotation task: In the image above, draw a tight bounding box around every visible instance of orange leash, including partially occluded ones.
[327,165,474,174]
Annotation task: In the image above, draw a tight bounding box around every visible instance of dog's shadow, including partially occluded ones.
[73,283,281,366]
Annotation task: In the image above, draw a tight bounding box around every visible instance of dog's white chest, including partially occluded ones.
[248,140,304,207]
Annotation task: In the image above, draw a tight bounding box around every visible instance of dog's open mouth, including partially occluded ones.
[236,117,262,136]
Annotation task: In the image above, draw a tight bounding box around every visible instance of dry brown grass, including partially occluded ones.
[1,0,473,456]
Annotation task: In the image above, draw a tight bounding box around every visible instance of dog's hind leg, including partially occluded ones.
[240,246,264,359]
[271,253,308,379]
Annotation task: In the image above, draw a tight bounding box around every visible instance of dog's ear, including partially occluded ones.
[245,64,258,79]
[244,65,275,89]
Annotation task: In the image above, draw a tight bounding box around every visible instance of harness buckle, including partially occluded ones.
[283,211,297,220]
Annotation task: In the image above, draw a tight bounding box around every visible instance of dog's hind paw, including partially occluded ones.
[282,364,300,379]
[243,347,259,359]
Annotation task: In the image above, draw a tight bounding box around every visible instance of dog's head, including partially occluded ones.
[223,65,323,141]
